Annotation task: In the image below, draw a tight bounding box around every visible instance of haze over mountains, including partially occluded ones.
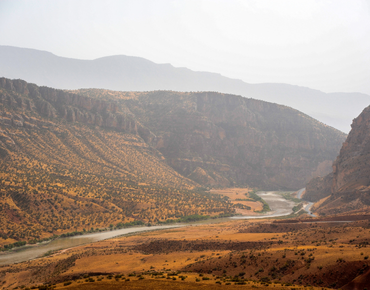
[1,45,369,133]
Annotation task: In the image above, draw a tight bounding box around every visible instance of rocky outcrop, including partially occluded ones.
[0,78,149,139]
[306,105,370,214]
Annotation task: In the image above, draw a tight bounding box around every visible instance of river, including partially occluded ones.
[297,187,317,217]
[0,225,181,266]
[231,191,296,219]
[0,191,295,266]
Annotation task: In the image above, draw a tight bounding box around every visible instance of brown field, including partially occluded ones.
[211,188,263,214]
[0,238,17,248]
[50,277,326,290]
[2,216,370,290]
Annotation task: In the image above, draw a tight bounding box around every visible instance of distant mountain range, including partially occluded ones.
[0,45,369,133]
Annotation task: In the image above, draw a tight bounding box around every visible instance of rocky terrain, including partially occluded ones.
[306,105,370,214]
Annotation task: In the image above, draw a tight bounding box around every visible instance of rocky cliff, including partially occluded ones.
[0,78,160,144]
[305,173,333,202]
[0,78,346,190]
[306,105,370,214]
[121,90,345,190]
[0,78,139,133]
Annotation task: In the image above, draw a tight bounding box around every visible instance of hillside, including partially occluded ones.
[306,105,370,214]
[0,78,232,242]
[1,45,369,133]
[0,77,346,242]
[74,89,345,190]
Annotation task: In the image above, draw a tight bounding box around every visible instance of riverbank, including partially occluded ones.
[0,225,182,266]
[2,208,368,290]
[231,191,296,219]
[0,190,297,266]
[296,187,317,217]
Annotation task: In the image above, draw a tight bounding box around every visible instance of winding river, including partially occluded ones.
[0,191,295,266]
[231,191,296,219]
[0,225,181,266]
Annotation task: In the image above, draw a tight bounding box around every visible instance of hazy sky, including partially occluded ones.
[1,0,370,94]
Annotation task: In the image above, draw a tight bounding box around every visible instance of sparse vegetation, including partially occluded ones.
[248,192,270,213]
[2,215,369,290]
[0,105,234,242]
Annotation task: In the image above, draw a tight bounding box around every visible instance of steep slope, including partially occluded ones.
[1,45,369,133]
[0,78,232,242]
[75,89,346,190]
[304,173,333,202]
[0,77,347,242]
[306,105,370,214]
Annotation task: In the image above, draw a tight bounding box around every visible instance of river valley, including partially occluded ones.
[0,190,297,266]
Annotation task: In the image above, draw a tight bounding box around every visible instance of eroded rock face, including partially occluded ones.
[305,173,333,202]
[332,106,370,193]
[306,105,370,214]
[0,78,346,190]
[0,77,141,137]
[125,91,345,189]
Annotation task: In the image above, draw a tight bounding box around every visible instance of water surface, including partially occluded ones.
[0,225,180,266]
[231,191,295,219]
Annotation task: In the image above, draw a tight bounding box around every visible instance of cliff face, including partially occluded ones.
[306,105,370,214]
[305,173,333,202]
[332,106,370,193]
[123,91,345,189]
[0,78,346,190]
[0,78,140,134]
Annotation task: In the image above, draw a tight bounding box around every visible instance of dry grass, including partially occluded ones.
[54,277,325,290]
[211,188,263,214]
[0,121,233,242]
[3,217,370,289]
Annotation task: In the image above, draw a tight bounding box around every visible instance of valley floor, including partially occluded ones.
[1,214,370,290]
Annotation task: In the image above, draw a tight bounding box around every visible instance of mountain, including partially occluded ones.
[0,45,369,133]
[0,78,234,241]
[107,90,345,190]
[0,77,346,240]
[305,105,370,214]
